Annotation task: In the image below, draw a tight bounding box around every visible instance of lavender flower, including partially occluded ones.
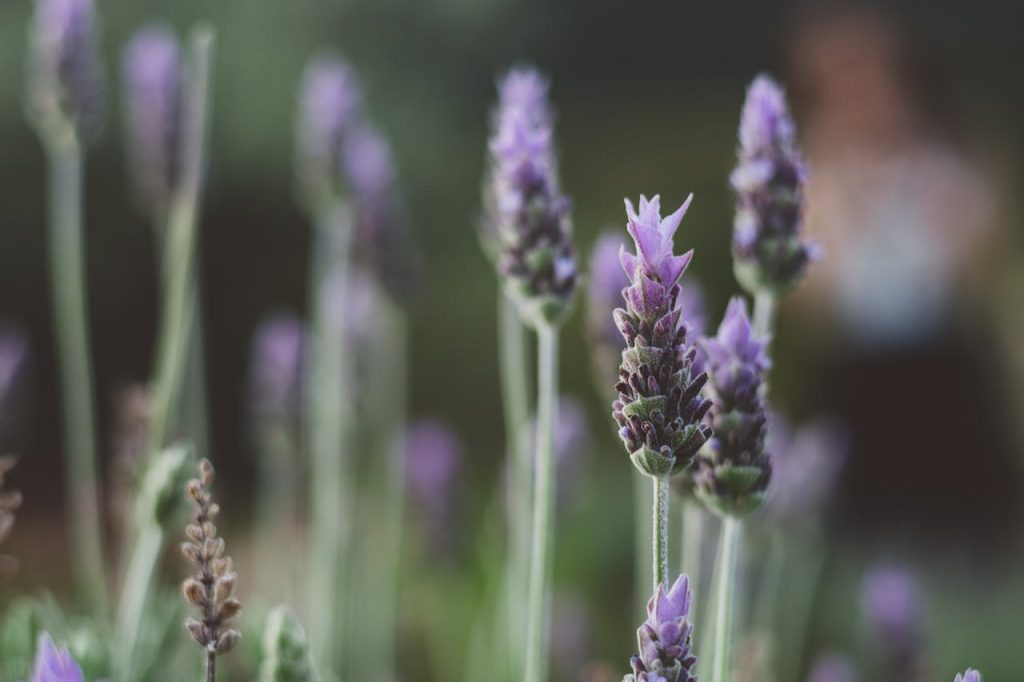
[122,25,181,215]
[0,457,21,576]
[955,670,981,682]
[694,297,772,516]
[405,419,463,551]
[182,459,242,674]
[483,67,577,328]
[26,0,105,142]
[764,415,847,523]
[807,654,857,682]
[249,314,305,423]
[296,54,363,205]
[623,574,698,682]
[30,633,84,682]
[861,565,926,681]
[612,195,711,479]
[731,75,813,295]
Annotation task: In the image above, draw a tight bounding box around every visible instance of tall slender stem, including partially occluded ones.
[652,476,669,590]
[306,201,353,677]
[112,525,164,680]
[205,651,216,682]
[523,324,558,682]
[499,292,532,677]
[44,135,109,617]
[709,517,742,682]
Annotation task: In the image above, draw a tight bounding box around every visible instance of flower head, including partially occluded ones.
[483,67,577,328]
[694,297,772,516]
[861,564,926,681]
[26,0,105,142]
[612,195,711,479]
[249,314,304,423]
[623,574,698,682]
[764,415,847,523]
[731,74,814,295]
[955,670,981,682]
[122,25,181,215]
[30,633,84,682]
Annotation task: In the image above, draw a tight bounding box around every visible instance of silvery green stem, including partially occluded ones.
[523,324,558,682]
[709,517,742,682]
[753,290,776,344]
[652,476,669,590]
[306,200,353,677]
[633,473,652,615]
[681,499,706,619]
[44,133,109,617]
[781,532,827,682]
[112,524,164,680]
[499,291,532,678]
[143,27,215,462]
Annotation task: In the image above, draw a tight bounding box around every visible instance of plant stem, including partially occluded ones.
[306,200,353,677]
[205,650,216,682]
[112,524,164,681]
[652,476,669,590]
[499,292,532,677]
[709,517,742,682]
[523,324,558,682]
[681,499,706,620]
[44,134,109,618]
[753,290,776,340]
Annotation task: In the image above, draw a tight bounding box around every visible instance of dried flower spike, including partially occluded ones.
[694,297,772,516]
[623,574,698,682]
[182,459,241,680]
[612,195,711,479]
[483,67,577,328]
[0,456,22,576]
[30,632,84,682]
[731,74,814,295]
[26,0,105,143]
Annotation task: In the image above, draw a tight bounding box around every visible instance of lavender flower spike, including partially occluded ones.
[26,0,105,142]
[613,195,711,479]
[30,633,84,682]
[731,74,813,295]
[483,67,577,328]
[955,670,981,682]
[695,297,772,516]
[123,25,181,215]
[624,574,698,682]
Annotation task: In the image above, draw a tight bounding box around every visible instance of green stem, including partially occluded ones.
[681,500,706,621]
[523,324,558,682]
[499,292,531,678]
[781,533,827,682]
[112,525,164,681]
[306,200,353,677]
[44,135,109,618]
[652,476,669,590]
[709,517,742,682]
[753,290,776,340]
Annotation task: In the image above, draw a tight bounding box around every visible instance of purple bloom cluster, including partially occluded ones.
[31,633,84,682]
[694,297,772,516]
[249,314,305,423]
[624,574,698,682]
[731,75,813,295]
[955,670,981,682]
[122,25,181,214]
[27,0,105,141]
[612,195,711,479]
[484,68,577,327]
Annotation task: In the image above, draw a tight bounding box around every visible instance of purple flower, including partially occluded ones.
[27,0,105,141]
[731,74,814,295]
[955,670,981,682]
[612,195,711,479]
[624,574,697,682]
[296,54,364,204]
[764,415,847,523]
[405,420,462,551]
[694,297,772,516]
[861,565,926,680]
[249,314,304,422]
[30,633,84,682]
[483,67,577,328]
[807,654,858,682]
[122,25,181,214]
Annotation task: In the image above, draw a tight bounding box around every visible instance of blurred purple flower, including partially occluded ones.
[624,574,697,682]
[249,314,304,422]
[695,297,772,516]
[613,195,711,480]
[764,414,847,523]
[483,67,576,328]
[523,396,589,506]
[861,564,926,680]
[954,670,981,682]
[807,654,857,682]
[122,24,181,214]
[587,231,630,391]
[731,75,815,295]
[30,633,83,682]
[405,419,463,551]
[27,0,105,141]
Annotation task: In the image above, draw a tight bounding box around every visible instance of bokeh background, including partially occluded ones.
[2,0,1023,679]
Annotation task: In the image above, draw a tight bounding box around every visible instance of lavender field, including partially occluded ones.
[1,1,1023,680]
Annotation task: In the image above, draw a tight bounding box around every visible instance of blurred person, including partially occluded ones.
[787,5,1020,545]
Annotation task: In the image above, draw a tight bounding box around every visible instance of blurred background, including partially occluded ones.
[1,0,1023,679]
